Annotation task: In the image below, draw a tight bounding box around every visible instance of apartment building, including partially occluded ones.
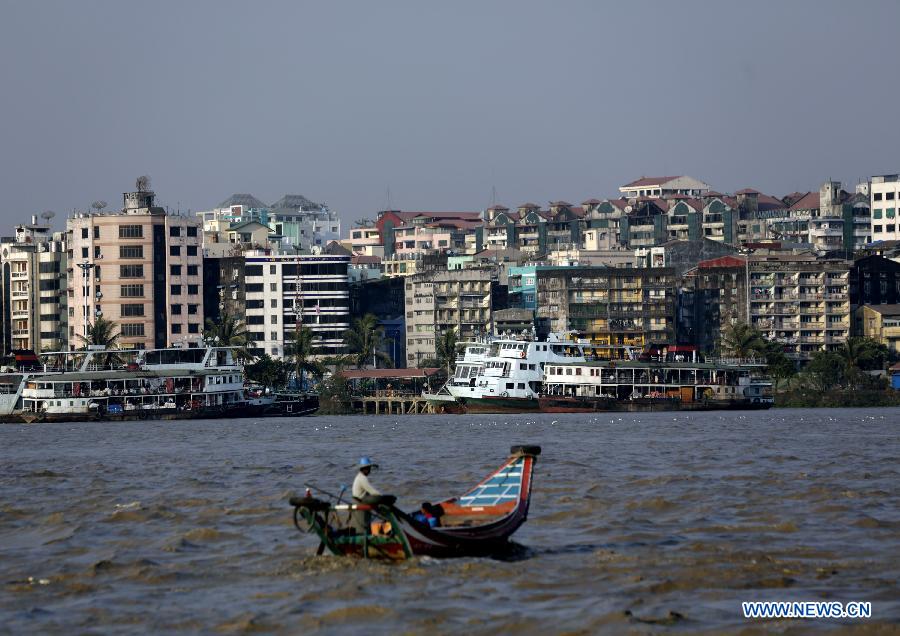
[67,188,204,350]
[404,268,496,367]
[619,176,712,199]
[533,266,676,358]
[242,251,350,358]
[748,253,850,358]
[854,304,900,354]
[0,217,67,354]
[680,256,749,352]
[870,174,900,242]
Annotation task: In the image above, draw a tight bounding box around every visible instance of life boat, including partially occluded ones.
[289,445,541,559]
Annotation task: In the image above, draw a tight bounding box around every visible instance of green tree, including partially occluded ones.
[763,341,796,388]
[245,354,289,391]
[77,316,122,366]
[288,325,325,389]
[204,311,253,362]
[837,337,889,372]
[720,321,765,358]
[317,373,354,415]
[343,314,393,369]
[434,327,459,375]
[805,351,847,392]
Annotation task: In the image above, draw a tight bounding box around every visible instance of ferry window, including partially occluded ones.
[576,368,582,375]
[566,368,573,375]
[506,383,514,389]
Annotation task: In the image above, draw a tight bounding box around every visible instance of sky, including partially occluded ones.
[1,0,899,229]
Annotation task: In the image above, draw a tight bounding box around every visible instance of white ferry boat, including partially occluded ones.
[446,333,588,413]
[0,347,299,423]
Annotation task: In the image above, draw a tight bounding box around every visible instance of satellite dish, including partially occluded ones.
[91,201,107,212]
[624,205,633,213]
[41,210,56,222]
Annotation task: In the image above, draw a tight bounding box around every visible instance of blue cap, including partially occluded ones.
[358,456,378,468]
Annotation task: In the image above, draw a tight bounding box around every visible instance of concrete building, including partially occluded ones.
[680,256,749,353]
[748,253,850,359]
[870,175,900,243]
[619,176,712,199]
[533,266,677,358]
[404,268,496,367]
[849,255,900,308]
[67,188,204,350]
[854,304,900,354]
[242,251,350,358]
[350,276,406,367]
[0,217,68,354]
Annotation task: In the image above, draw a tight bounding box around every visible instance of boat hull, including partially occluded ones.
[538,396,773,413]
[457,396,540,414]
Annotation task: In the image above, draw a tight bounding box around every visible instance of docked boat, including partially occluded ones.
[289,445,540,559]
[540,356,774,412]
[444,333,587,413]
[0,347,318,423]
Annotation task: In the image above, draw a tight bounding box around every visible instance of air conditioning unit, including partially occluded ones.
[96,291,103,298]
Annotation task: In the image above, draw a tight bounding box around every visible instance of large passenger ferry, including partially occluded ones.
[0,347,317,423]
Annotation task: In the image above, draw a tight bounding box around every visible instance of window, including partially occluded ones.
[271,314,278,324]
[246,299,264,309]
[270,283,277,292]
[874,193,882,201]
[121,284,144,297]
[186,226,197,237]
[93,226,100,239]
[245,283,263,293]
[169,246,181,256]
[874,209,882,219]
[120,245,143,259]
[188,304,198,315]
[188,323,199,334]
[171,285,182,295]
[245,265,263,276]
[270,265,276,274]
[874,225,883,233]
[271,299,278,308]
[247,316,264,324]
[169,226,181,237]
[81,247,88,258]
[170,265,182,275]
[888,192,896,201]
[94,246,101,258]
[888,225,896,233]
[120,264,143,278]
[187,284,198,295]
[119,225,143,238]
[121,323,145,337]
[171,304,182,315]
[187,245,197,256]
[187,265,198,276]
[81,228,88,239]
[172,323,182,334]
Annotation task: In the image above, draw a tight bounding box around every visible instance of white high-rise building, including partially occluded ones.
[870,175,900,242]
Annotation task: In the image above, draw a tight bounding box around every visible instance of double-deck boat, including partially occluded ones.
[0,347,317,423]
[448,333,588,413]
[540,354,774,412]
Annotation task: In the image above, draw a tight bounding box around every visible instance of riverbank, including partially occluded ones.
[775,387,900,408]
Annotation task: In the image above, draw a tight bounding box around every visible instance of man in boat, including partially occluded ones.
[351,456,381,534]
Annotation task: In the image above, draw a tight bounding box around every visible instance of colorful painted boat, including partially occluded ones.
[289,445,541,559]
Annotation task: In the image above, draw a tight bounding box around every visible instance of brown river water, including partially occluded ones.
[1,409,898,634]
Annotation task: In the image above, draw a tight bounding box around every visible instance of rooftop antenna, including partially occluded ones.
[490,185,497,207]
[41,210,56,225]
[91,200,107,214]
[385,186,392,211]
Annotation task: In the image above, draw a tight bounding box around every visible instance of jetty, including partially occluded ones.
[337,368,443,415]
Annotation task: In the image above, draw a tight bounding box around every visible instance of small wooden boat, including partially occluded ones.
[289,445,540,559]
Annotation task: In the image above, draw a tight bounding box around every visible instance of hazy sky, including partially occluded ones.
[2,1,899,228]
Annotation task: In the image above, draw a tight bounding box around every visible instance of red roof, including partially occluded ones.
[789,192,820,211]
[338,368,441,380]
[735,188,761,195]
[581,198,602,205]
[623,176,679,188]
[698,255,747,269]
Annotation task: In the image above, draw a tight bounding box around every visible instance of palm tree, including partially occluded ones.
[343,314,393,369]
[435,327,459,375]
[77,316,122,366]
[720,321,765,358]
[289,325,325,389]
[204,311,252,362]
[837,337,887,372]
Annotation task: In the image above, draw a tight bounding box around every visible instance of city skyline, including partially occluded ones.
[2,1,899,227]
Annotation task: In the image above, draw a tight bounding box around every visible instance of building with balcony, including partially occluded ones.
[748,253,850,359]
[242,251,350,359]
[0,217,68,354]
[533,266,677,359]
[680,256,749,352]
[404,268,497,367]
[619,176,712,199]
[67,187,204,350]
